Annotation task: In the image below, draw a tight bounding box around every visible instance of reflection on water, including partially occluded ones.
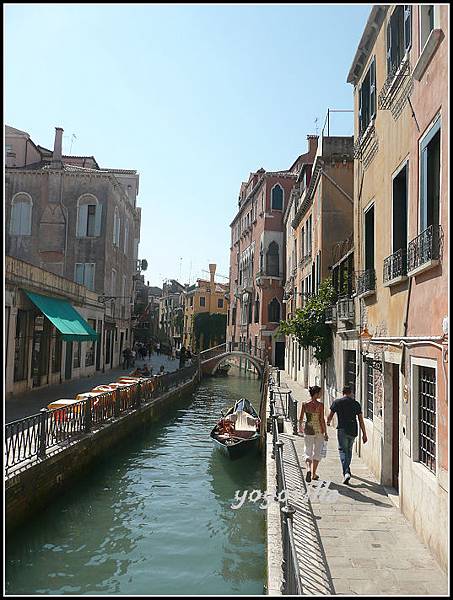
[6,371,265,595]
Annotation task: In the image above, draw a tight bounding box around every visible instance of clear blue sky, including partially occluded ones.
[5,3,371,287]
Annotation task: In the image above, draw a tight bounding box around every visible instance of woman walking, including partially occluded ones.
[299,385,328,482]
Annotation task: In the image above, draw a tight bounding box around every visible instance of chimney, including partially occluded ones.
[307,134,319,156]
[52,127,64,166]
[209,263,216,286]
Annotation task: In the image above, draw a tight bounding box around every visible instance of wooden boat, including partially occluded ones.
[214,363,231,377]
[210,398,260,460]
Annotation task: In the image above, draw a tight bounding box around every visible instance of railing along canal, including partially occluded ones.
[5,361,199,477]
[269,371,303,595]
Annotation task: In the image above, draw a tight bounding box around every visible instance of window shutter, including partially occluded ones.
[404,5,412,52]
[94,203,102,237]
[77,204,88,237]
[386,22,392,74]
[420,145,428,233]
[358,86,363,134]
[370,57,376,120]
[85,264,95,290]
[75,264,84,284]
[10,203,19,234]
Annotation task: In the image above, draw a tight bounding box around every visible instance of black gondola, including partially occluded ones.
[210,398,260,460]
[214,363,231,377]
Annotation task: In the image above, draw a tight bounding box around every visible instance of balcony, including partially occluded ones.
[407,225,442,277]
[356,269,376,298]
[337,298,355,322]
[383,248,408,286]
[324,305,337,324]
[255,270,283,287]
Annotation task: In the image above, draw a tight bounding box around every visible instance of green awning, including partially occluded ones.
[24,290,99,342]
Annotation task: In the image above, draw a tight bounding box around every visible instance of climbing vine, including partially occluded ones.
[194,313,227,351]
[278,279,336,363]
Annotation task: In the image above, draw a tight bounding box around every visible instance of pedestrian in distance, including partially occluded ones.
[156,341,161,356]
[122,347,131,370]
[179,345,187,369]
[299,385,328,483]
[326,385,368,484]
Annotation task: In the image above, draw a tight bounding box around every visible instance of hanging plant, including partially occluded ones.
[278,279,336,363]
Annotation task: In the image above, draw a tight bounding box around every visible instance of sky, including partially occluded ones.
[5,3,371,287]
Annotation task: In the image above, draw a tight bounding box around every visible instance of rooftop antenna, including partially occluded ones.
[178,257,183,281]
[69,134,77,155]
[188,260,192,285]
[314,117,319,136]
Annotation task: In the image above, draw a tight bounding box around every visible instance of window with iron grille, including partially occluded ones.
[366,360,374,419]
[418,366,436,473]
[344,350,357,396]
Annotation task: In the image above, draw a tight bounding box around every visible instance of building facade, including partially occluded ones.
[5,125,141,372]
[5,256,103,397]
[227,161,302,367]
[345,4,448,570]
[158,280,185,351]
[182,264,229,351]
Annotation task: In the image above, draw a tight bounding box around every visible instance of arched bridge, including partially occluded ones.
[199,343,265,378]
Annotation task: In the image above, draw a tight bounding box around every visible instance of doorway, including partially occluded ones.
[65,342,73,380]
[392,364,400,491]
[274,342,285,369]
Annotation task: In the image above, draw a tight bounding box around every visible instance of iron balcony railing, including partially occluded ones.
[269,390,303,595]
[337,297,355,322]
[383,248,408,283]
[5,361,199,476]
[324,304,337,324]
[356,269,376,296]
[407,225,442,275]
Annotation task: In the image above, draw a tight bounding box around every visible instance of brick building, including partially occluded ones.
[5,125,142,374]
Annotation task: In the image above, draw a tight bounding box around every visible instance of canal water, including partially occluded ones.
[6,370,266,595]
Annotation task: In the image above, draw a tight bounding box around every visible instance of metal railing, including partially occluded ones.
[407,225,442,274]
[199,344,227,362]
[227,341,266,362]
[356,268,376,296]
[324,304,337,324]
[337,297,355,321]
[5,361,199,476]
[269,389,303,595]
[383,248,407,283]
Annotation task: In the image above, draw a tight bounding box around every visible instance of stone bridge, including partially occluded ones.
[199,343,265,378]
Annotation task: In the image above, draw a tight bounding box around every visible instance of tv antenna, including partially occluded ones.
[69,134,77,155]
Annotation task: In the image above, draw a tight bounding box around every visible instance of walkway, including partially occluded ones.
[5,355,179,423]
[273,370,448,596]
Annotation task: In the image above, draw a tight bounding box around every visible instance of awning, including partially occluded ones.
[24,290,99,342]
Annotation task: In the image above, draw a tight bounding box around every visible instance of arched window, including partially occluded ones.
[266,241,279,276]
[10,192,32,236]
[271,184,283,210]
[124,219,129,254]
[254,296,260,323]
[113,207,121,246]
[77,194,101,237]
[268,298,281,323]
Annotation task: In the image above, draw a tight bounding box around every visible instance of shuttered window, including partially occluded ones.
[74,263,95,290]
[10,193,32,235]
[77,196,101,237]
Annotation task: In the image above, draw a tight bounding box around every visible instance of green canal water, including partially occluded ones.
[6,370,266,595]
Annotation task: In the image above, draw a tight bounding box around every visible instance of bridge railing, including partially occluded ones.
[227,341,266,362]
[4,361,199,477]
[199,343,227,362]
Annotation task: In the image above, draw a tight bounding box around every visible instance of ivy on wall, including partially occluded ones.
[278,279,336,363]
[193,313,227,351]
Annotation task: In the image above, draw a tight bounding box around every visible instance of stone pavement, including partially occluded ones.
[274,370,448,596]
[5,355,179,423]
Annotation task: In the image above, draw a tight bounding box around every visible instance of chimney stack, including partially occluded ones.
[209,263,216,286]
[307,134,319,156]
[52,127,64,166]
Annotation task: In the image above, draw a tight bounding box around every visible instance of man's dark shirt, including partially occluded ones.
[330,396,362,437]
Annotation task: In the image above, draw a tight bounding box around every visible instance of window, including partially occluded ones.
[420,5,434,51]
[14,310,28,381]
[85,319,96,367]
[386,5,411,75]
[364,204,375,271]
[268,298,281,323]
[232,306,237,325]
[300,228,305,260]
[418,366,436,473]
[73,341,82,369]
[74,263,95,291]
[10,193,32,236]
[344,350,357,396]
[113,208,120,246]
[392,163,408,253]
[420,117,440,232]
[271,184,283,210]
[217,298,224,309]
[77,195,101,237]
[124,219,129,254]
[365,360,374,419]
[266,241,279,276]
[254,297,260,323]
[359,57,376,134]
[200,296,206,307]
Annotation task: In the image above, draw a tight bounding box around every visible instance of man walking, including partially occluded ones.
[326,385,367,484]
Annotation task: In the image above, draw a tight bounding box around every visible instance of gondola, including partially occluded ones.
[214,363,231,377]
[210,398,261,460]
